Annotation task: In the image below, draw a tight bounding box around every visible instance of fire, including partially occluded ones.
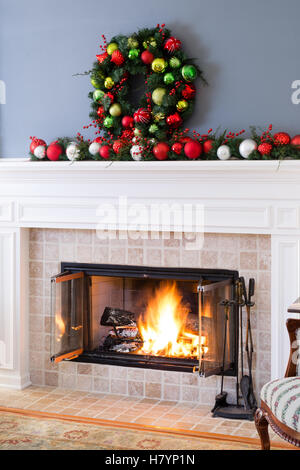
[55,314,65,342]
[138,282,207,358]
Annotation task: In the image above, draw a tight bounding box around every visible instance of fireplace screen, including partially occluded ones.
[50,264,238,377]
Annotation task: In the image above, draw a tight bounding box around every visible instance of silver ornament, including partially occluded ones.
[66,142,80,161]
[33,145,46,159]
[239,139,257,159]
[130,144,143,161]
[89,141,101,156]
[217,145,231,160]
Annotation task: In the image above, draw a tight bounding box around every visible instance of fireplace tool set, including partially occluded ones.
[212,277,257,420]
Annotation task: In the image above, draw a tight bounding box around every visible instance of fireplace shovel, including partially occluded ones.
[240,278,257,411]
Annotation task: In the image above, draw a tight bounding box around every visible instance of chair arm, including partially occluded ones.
[285,318,300,377]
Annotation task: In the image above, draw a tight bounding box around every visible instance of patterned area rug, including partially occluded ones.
[0,410,261,450]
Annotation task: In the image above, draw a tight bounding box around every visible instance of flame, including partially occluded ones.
[55,313,65,342]
[138,282,207,358]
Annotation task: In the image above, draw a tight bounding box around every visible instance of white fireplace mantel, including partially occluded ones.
[0,158,300,389]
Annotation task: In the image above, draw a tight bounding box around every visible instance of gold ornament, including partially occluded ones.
[151,58,166,73]
[143,37,157,49]
[176,100,188,112]
[152,88,166,105]
[109,103,122,117]
[128,36,139,49]
[107,43,118,55]
[104,77,114,89]
[153,112,165,122]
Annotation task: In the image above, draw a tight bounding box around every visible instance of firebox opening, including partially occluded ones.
[51,263,239,376]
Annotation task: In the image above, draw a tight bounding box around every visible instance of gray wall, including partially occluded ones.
[1,0,300,158]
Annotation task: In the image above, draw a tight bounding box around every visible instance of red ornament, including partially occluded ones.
[46,143,63,161]
[273,132,290,146]
[94,137,103,143]
[172,142,183,155]
[203,139,213,154]
[258,142,272,155]
[96,52,108,64]
[113,140,123,154]
[179,136,192,144]
[153,142,170,160]
[111,50,124,66]
[166,112,182,128]
[291,135,300,148]
[106,92,114,103]
[122,115,134,128]
[182,84,196,100]
[184,140,203,159]
[134,108,151,124]
[99,145,110,159]
[141,50,154,65]
[30,137,46,154]
[164,37,181,53]
[97,106,104,117]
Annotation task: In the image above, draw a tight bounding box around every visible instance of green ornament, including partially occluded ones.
[181,65,197,82]
[90,77,100,89]
[104,116,114,128]
[169,57,181,69]
[93,89,105,102]
[104,77,114,89]
[128,48,140,60]
[164,72,175,85]
[109,103,122,117]
[152,87,166,106]
[149,124,158,134]
[107,43,118,55]
[128,36,139,49]
[151,58,167,73]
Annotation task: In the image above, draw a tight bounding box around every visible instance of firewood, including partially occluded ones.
[100,307,137,327]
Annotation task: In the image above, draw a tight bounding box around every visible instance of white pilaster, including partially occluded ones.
[0,227,30,389]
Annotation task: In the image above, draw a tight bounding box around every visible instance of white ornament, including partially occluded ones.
[66,142,80,161]
[33,145,46,159]
[217,145,231,160]
[89,141,101,156]
[130,144,143,161]
[239,139,257,159]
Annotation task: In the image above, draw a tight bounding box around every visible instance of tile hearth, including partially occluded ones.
[0,385,283,443]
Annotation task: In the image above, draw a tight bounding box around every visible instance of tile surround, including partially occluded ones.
[29,229,271,406]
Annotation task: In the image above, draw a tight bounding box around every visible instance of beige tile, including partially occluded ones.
[29,242,44,260]
[163,384,180,401]
[145,383,162,399]
[163,249,180,267]
[240,252,258,270]
[128,381,144,397]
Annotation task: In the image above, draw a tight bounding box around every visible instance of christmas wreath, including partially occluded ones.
[29,25,300,162]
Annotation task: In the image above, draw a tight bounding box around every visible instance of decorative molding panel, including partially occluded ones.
[0,230,15,370]
[271,236,300,379]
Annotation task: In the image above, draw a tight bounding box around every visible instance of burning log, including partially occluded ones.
[109,326,140,339]
[102,335,141,353]
[100,307,137,327]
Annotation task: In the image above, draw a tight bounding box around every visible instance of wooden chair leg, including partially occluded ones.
[255,408,270,450]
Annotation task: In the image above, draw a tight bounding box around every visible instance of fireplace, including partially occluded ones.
[50,263,239,379]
